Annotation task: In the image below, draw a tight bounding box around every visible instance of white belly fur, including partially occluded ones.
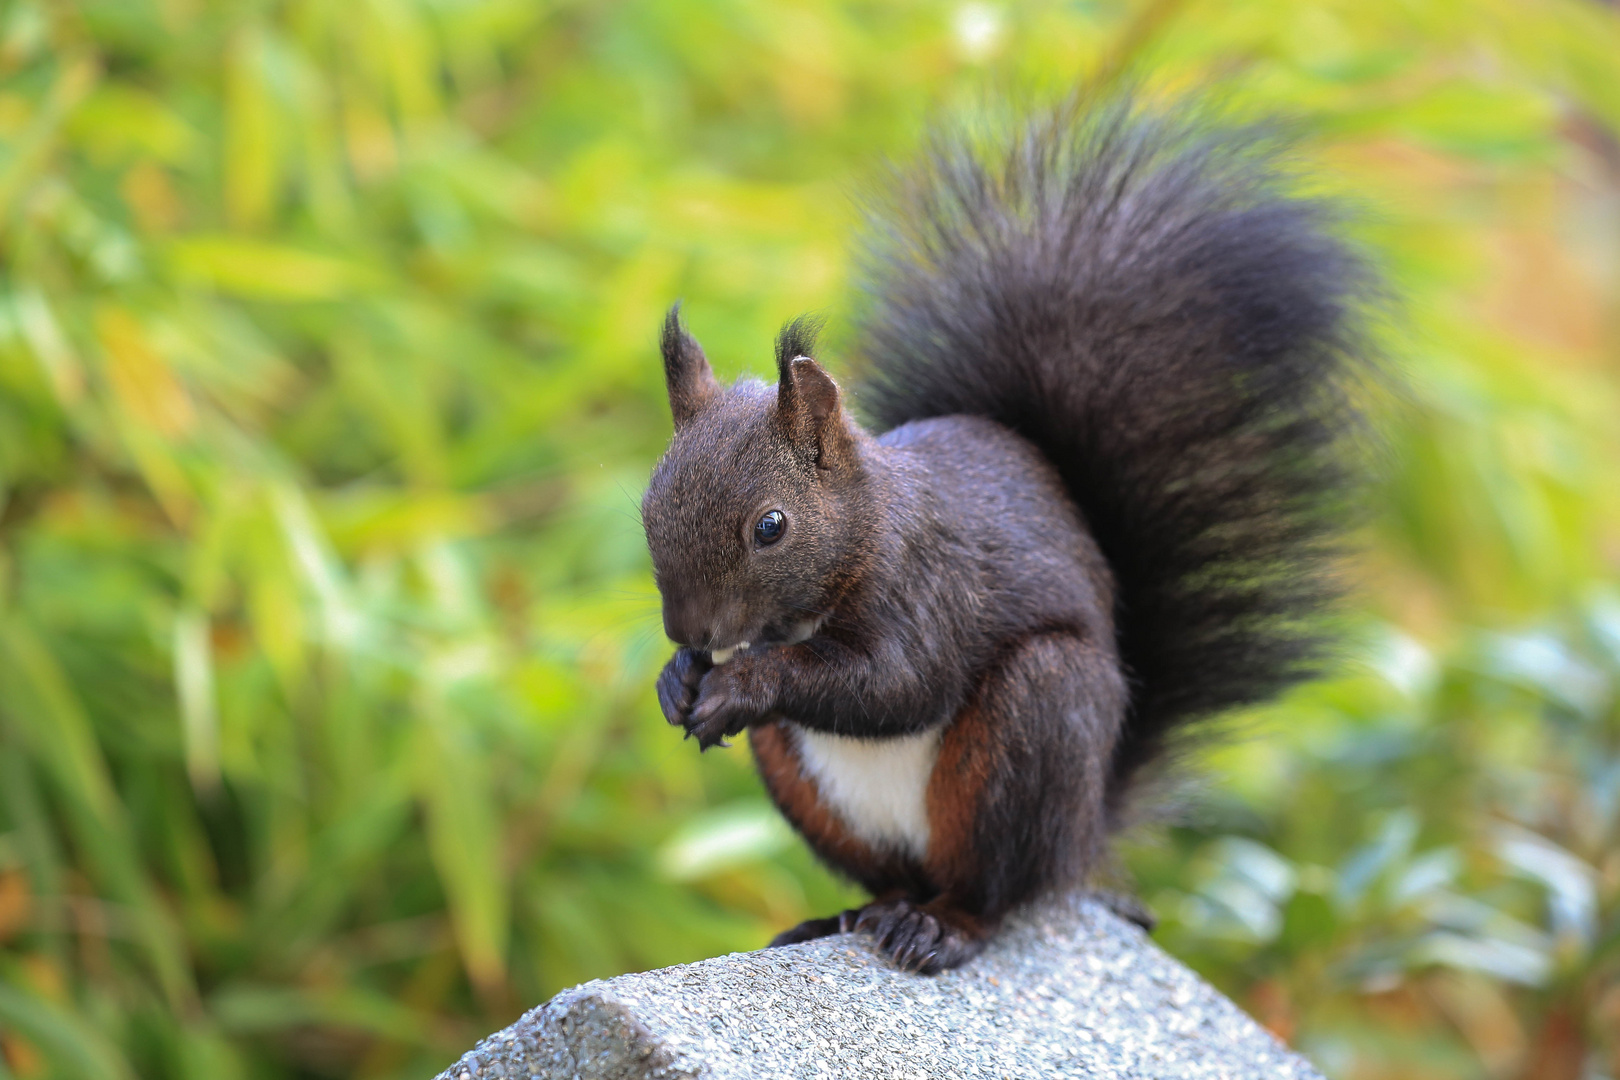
[791,724,942,860]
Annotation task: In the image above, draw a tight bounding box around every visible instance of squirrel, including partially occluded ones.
[640,94,1374,975]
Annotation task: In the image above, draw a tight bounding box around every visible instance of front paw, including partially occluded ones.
[656,648,711,728]
[685,662,769,750]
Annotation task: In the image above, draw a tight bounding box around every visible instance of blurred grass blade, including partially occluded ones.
[0,54,96,217]
[657,802,795,881]
[416,710,509,996]
[209,983,438,1043]
[0,982,135,1080]
[0,619,195,1009]
[174,608,221,793]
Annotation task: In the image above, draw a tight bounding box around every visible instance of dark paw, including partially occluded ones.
[656,648,711,729]
[854,898,987,975]
[767,913,852,948]
[683,665,762,750]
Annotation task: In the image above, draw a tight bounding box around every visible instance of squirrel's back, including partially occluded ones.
[851,93,1376,815]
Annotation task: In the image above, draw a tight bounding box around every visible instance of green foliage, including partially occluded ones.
[0,1,1617,1078]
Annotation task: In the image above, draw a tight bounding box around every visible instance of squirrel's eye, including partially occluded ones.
[754,510,785,546]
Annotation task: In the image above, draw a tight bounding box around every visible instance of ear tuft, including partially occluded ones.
[662,303,720,430]
[774,315,824,383]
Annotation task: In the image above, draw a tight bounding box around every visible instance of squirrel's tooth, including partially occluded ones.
[711,646,735,665]
[738,641,751,652]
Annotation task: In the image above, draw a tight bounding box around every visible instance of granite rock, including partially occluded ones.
[432,893,1323,1080]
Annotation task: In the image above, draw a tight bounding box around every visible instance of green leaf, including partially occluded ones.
[0,982,134,1080]
[168,237,378,300]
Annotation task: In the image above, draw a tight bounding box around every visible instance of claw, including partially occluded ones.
[846,897,987,975]
[873,907,907,947]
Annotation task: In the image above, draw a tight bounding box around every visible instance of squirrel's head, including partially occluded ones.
[642,306,869,657]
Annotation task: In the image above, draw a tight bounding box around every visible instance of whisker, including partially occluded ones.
[614,480,647,527]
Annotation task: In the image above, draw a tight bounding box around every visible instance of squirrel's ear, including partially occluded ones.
[778,356,855,468]
[662,304,720,430]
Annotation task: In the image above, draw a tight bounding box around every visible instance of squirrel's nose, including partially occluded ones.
[662,603,696,647]
[663,598,715,649]
[662,596,741,650]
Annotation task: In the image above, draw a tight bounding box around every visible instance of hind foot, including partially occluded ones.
[767,911,855,948]
[1091,889,1157,932]
[851,896,988,974]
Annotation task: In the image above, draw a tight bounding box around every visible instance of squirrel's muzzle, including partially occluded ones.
[661,592,744,653]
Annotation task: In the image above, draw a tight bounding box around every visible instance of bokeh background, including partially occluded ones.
[2,1,1619,1077]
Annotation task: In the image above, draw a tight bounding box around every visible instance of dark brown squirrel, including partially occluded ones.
[640,94,1375,974]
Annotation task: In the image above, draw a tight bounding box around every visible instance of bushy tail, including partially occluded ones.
[850,94,1377,815]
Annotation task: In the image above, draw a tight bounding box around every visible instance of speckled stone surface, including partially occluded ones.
[432,893,1323,1080]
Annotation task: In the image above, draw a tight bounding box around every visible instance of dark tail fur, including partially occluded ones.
[850,94,1376,817]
